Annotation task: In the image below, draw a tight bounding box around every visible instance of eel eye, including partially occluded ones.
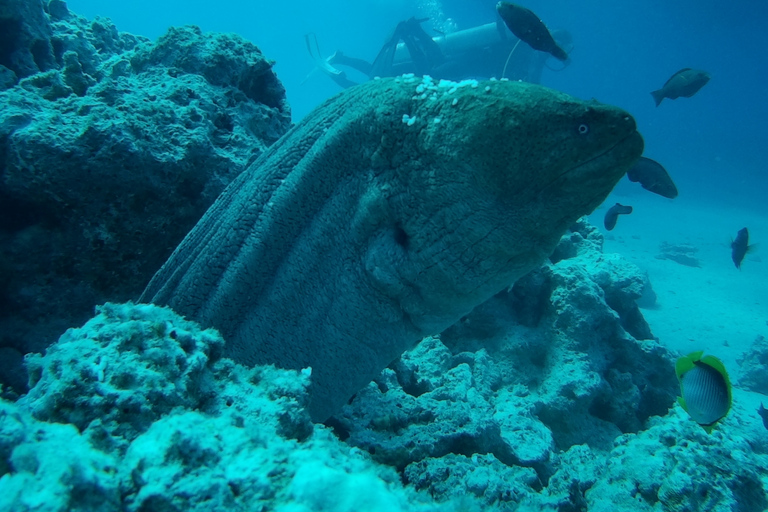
[578,123,589,135]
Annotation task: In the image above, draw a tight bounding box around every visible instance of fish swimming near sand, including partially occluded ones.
[496,2,568,61]
[758,403,768,430]
[731,227,754,269]
[676,351,732,433]
[626,157,678,199]
[651,68,710,107]
[603,203,632,231]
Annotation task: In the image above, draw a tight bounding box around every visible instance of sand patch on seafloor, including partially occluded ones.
[590,190,767,394]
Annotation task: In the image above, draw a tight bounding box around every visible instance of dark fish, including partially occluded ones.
[496,2,568,61]
[731,227,754,269]
[758,403,768,430]
[604,203,632,231]
[675,351,732,433]
[627,157,678,199]
[651,68,710,107]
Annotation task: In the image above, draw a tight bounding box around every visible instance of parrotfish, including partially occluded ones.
[651,68,710,107]
[496,2,568,61]
[626,157,678,199]
[731,227,754,269]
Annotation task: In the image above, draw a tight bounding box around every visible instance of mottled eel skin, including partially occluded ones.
[142,76,643,421]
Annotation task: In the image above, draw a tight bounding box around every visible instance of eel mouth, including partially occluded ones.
[549,128,644,191]
[524,128,643,229]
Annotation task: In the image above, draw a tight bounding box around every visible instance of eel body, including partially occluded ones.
[141,76,643,421]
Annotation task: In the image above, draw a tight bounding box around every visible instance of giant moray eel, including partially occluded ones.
[141,76,643,421]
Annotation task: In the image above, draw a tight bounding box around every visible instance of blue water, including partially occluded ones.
[66,0,768,212]
[4,1,768,509]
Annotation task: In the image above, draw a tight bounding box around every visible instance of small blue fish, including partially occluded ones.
[603,203,632,231]
[758,403,768,430]
[675,351,732,433]
[731,227,755,269]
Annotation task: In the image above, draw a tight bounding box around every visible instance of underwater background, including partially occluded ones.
[66,0,768,210]
[1,0,767,510]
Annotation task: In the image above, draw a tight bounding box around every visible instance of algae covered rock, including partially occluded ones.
[4,302,452,512]
[0,400,121,512]
[439,219,675,449]
[737,335,768,394]
[332,337,513,471]
[585,406,768,512]
[0,0,56,82]
[333,217,681,509]
[20,302,312,446]
[403,453,538,508]
[21,302,227,441]
[0,6,291,394]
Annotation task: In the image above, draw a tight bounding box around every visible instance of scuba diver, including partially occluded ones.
[304,15,571,89]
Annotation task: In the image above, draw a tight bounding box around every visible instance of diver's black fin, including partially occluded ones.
[370,30,401,78]
[403,17,444,75]
[329,52,373,77]
[370,17,444,78]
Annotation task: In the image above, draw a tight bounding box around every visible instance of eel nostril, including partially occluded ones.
[394,224,409,249]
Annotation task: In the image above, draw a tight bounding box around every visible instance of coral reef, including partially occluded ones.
[3,221,768,511]
[333,220,674,464]
[2,303,447,512]
[737,335,768,394]
[3,5,767,511]
[0,0,56,81]
[0,400,122,511]
[585,405,768,511]
[0,0,292,395]
[656,241,701,267]
[328,220,768,510]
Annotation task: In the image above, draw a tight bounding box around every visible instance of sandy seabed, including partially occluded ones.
[591,189,768,422]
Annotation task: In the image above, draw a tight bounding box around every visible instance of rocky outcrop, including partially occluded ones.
[737,335,768,394]
[4,223,767,511]
[330,218,680,504]
[0,1,291,395]
[2,303,445,512]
